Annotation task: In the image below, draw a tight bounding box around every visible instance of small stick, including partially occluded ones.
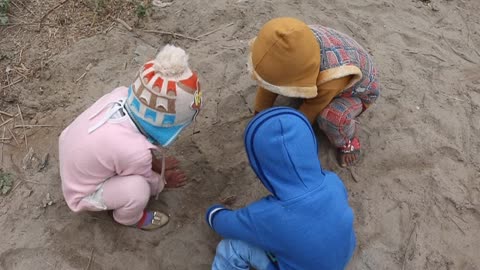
[10,180,23,193]
[17,46,25,65]
[85,248,94,270]
[442,34,477,64]
[438,92,466,102]
[115,18,133,31]
[196,22,235,39]
[24,180,54,185]
[2,22,56,26]
[0,118,13,128]
[0,78,23,90]
[14,124,57,128]
[348,168,360,183]
[401,223,417,270]
[7,127,19,145]
[448,216,466,235]
[9,0,23,12]
[238,93,252,114]
[0,115,17,146]
[38,0,71,29]
[17,104,28,149]
[11,0,36,16]
[75,63,93,84]
[1,127,5,164]
[143,29,200,41]
[0,111,14,118]
[75,73,88,83]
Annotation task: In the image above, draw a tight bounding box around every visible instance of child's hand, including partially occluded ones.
[152,156,180,173]
[165,169,187,188]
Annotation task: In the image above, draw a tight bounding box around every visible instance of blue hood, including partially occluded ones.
[244,107,326,201]
[208,107,356,270]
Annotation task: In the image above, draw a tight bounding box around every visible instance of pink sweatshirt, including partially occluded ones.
[59,87,159,212]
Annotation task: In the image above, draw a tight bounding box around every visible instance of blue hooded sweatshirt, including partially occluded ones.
[206,107,356,270]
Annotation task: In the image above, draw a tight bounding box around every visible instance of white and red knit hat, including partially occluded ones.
[125,45,202,147]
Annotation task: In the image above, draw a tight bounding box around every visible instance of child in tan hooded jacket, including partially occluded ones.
[249,17,380,167]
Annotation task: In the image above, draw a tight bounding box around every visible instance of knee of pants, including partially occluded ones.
[104,175,151,211]
[216,239,231,254]
[317,107,352,129]
[216,239,249,259]
[123,176,151,208]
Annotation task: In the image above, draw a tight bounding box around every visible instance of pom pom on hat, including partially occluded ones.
[153,45,190,78]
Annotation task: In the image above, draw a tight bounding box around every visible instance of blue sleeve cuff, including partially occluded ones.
[205,204,228,228]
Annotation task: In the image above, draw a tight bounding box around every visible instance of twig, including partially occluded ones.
[11,0,36,16]
[196,22,235,39]
[17,104,28,149]
[75,72,88,83]
[347,168,360,183]
[24,180,51,185]
[14,124,57,128]
[7,127,19,146]
[10,180,23,193]
[448,216,466,235]
[0,78,23,90]
[38,0,71,29]
[442,34,477,64]
[0,118,13,128]
[85,248,94,270]
[405,50,446,63]
[438,92,466,102]
[238,93,252,114]
[17,46,25,65]
[344,24,356,35]
[1,127,5,165]
[143,29,200,41]
[401,223,417,270]
[0,115,17,146]
[0,111,14,118]
[75,63,93,84]
[115,18,132,31]
[1,22,56,27]
[9,0,23,12]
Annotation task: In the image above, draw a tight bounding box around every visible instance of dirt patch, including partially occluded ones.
[1,0,480,269]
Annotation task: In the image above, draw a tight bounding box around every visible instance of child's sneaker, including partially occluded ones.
[135,210,169,230]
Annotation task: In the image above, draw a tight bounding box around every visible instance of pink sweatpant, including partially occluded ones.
[79,172,164,226]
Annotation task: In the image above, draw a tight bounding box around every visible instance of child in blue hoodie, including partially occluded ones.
[205,107,356,270]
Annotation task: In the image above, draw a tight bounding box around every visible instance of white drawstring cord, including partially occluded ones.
[88,98,127,134]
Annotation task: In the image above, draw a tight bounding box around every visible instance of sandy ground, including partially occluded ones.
[1,0,480,269]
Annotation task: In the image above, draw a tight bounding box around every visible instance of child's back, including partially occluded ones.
[59,45,202,230]
[207,107,356,270]
[59,87,157,212]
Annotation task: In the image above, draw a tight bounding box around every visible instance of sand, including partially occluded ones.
[0,0,479,269]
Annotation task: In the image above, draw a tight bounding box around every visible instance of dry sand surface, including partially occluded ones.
[1,0,480,269]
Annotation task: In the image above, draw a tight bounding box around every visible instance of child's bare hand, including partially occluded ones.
[152,156,180,173]
[165,169,187,188]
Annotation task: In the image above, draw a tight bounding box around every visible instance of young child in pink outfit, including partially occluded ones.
[59,45,203,230]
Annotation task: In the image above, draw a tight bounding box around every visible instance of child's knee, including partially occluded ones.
[317,108,350,128]
[102,175,152,212]
[216,239,234,255]
[216,239,248,257]
[117,176,151,208]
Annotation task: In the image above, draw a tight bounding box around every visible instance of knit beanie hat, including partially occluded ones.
[125,45,202,147]
[248,17,320,99]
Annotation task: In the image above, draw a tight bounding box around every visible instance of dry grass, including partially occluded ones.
[0,0,143,119]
